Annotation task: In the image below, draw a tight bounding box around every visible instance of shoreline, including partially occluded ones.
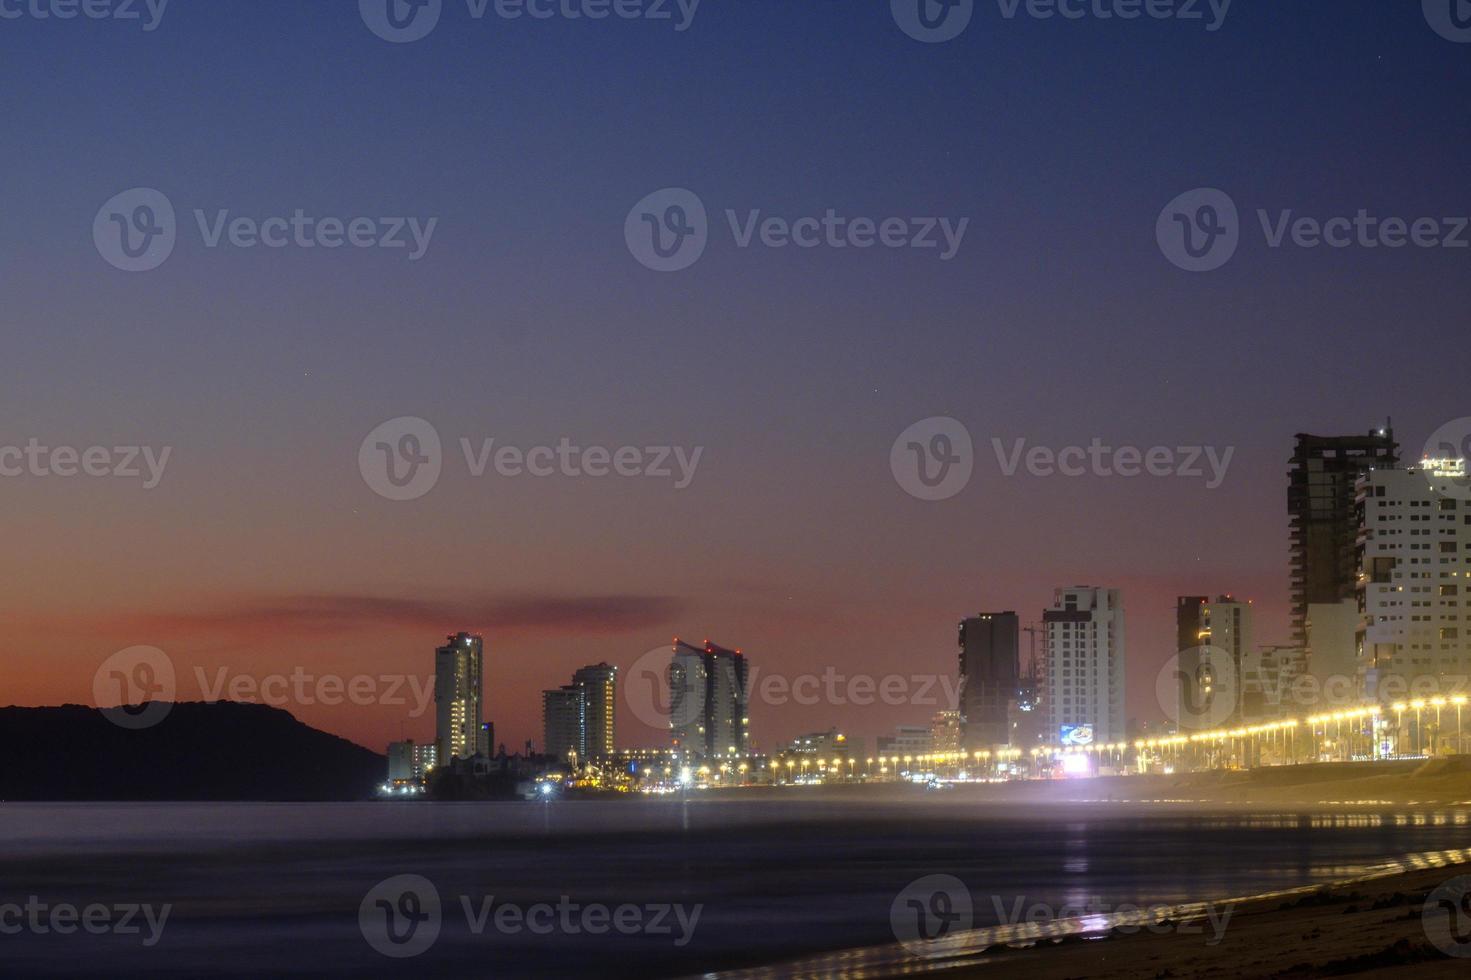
[703,849,1471,979]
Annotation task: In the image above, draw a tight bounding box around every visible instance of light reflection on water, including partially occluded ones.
[705,844,1471,980]
[1,800,1469,978]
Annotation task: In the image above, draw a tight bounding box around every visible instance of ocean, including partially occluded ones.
[2,795,1468,977]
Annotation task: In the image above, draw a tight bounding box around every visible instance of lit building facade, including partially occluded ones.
[435,632,486,763]
[387,739,438,781]
[542,662,619,763]
[1357,463,1471,697]
[669,639,748,758]
[1288,426,1398,646]
[1044,587,1125,743]
[543,686,585,763]
[1175,595,1254,728]
[930,710,962,755]
[572,662,618,758]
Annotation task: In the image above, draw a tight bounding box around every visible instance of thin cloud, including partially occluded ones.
[64,593,685,643]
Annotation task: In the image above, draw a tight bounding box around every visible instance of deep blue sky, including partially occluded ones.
[4,0,1469,750]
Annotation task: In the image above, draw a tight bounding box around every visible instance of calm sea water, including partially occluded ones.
[2,795,1469,977]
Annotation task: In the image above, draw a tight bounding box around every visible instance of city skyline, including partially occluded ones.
[11,3,1471,976]
[378,428,1470,758]
[35,415,1471,755]
[5,2,1470,757]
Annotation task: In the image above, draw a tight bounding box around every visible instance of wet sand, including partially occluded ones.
[940,859,1471,979]
[705,850,1471,979]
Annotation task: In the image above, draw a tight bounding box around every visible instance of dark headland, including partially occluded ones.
[0,702,384,801]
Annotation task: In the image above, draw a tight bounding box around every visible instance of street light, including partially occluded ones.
[1392,702,1407,758]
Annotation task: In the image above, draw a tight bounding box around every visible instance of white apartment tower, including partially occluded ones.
[435,632,486,763]
[1045,587,1126,742]
[1177,595,1257,727]
[1358,464,1471,695]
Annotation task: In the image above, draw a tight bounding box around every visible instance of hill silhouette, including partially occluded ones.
[0,702,385,801]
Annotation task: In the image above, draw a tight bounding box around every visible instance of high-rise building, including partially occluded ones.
[1044,587,1125,743]
[877,725,932,758]
[542,686,585,763]
[542,663,619,763]
[930,710,962,755]
[1357,462,1471,698]
[387,739,438,781]
[1288,426,1398,646]
[669,639,748,758]
[435,632,486,763]
[572,663,618,758]
[1176,596,1209,654]
[1174,595,1254,728]
[1009,675,1046,749]
[957,612,1019,749]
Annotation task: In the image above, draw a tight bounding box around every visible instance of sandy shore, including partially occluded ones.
[938,858,1471,979]
[702,855,1471,979]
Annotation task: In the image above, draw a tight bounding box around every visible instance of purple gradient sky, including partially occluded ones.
[2,0,1468,751]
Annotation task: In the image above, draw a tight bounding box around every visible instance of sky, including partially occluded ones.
[2,0,1469,753]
